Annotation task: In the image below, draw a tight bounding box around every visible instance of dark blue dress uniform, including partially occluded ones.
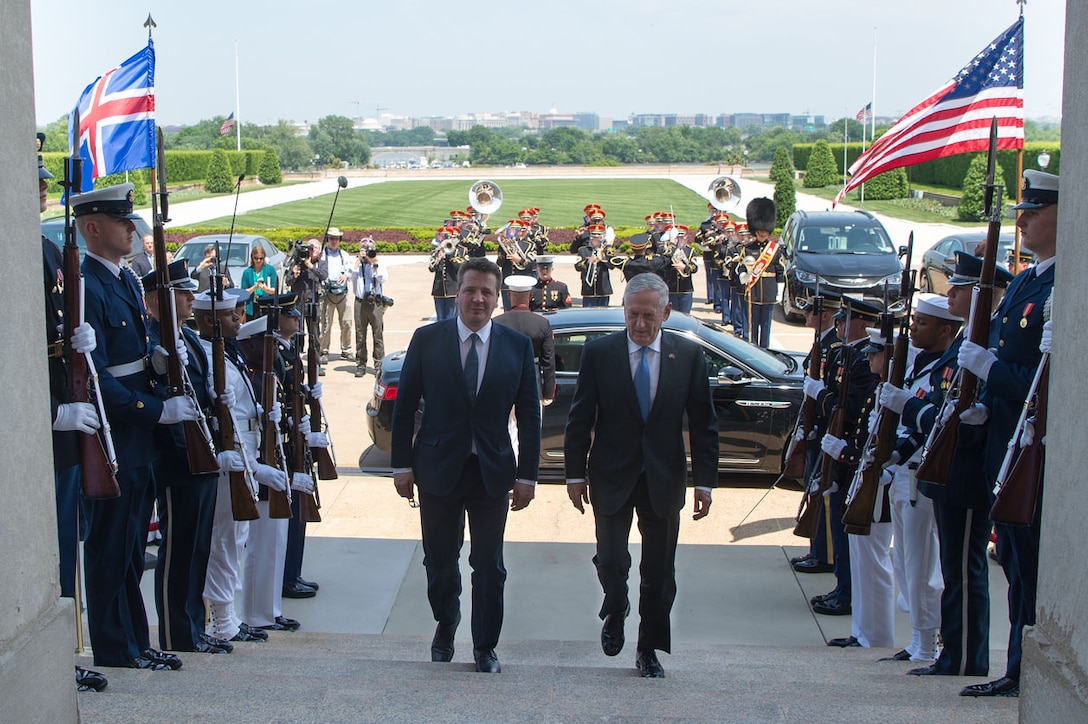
[147,309,219,653]
[801,326,841,568]
[81,253,165,667]
[980,260,1054,683]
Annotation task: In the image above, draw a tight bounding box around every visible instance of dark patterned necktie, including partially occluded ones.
[464,333,480,403]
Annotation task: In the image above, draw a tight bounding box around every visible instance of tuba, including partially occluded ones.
[708,176,743,211]
[469,180,503,215]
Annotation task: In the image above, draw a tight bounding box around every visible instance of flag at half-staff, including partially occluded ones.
[834,17,1024,206]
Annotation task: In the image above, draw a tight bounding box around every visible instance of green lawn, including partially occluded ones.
[193,179,718,231]
[795,184,983,226]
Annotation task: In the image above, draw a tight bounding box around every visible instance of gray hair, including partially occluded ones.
[623,273,669,308]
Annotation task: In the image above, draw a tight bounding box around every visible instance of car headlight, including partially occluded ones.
[880,272,902,287]
[795,269,816,284]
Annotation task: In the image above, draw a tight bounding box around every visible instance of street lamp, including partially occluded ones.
[1038,150,1051,169]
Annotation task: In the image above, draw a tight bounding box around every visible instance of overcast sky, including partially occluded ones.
[32,0,1066,128]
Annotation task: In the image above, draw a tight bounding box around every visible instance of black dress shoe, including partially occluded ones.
[297,578,320,591]
[635,650,665,678]
[75,666,108,692]
[257,616,301,632]
[827,636,861,648]
[601,602,630,657]
[793,558,835,574]
[960,676,1019,697]
[238,623,268,640]
[200,633,234,653]
[141,649,183,670]
[908,664,945,676]
[879,649,912,661]
[789,553,814,565]
[811,598,851,616]
[809,591,839,605]
[282,582,317,599]
[230,628,267,643]
[473,648,501,673]
[193,641,229,654]
[431,613,460,662]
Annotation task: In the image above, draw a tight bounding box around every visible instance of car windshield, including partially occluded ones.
[796,224,895,254]
[691,320,793,376]
[176,241,253,267]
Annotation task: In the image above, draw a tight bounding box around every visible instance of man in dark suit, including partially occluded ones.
[391,257,541,674]
[76,183,203,671]
[564,272,719,678]
[129,234,155,277]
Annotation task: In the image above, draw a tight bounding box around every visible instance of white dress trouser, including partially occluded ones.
[850,521,895,648]
[203,472,249,639]
[890,466,943,660]
[241,500,289,627]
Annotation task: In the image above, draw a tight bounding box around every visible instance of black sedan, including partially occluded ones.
[918,230,1031,295]
[366,308,805,480]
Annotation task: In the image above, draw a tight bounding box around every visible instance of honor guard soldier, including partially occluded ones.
[740,198,784,348]
[76,182,200,671]
[495,275,556,407]
[661,224,699,313]
[430,226,464,321]
[697,203,721,311]
[530,257,572,312]
[902,253,1012,679]
[38,136,109,691]
[575,224,623,307]
[142,261,233,656]
[805,297,882,625]
[958,170,1058,699]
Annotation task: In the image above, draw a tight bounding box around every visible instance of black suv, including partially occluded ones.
[779,210,903,322]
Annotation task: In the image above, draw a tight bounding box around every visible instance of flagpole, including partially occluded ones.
[862,26,877,204]
[843,108,848,188]
[234,38,241,152]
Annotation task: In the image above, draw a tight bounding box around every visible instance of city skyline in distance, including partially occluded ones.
[32,0,1065,128]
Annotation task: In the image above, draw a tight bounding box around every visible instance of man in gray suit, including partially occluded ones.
[565,273,719,678]
[391,257,541,674]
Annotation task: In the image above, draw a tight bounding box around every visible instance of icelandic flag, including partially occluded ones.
[69,41,156,191]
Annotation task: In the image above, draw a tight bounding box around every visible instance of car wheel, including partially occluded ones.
[780,285,804,324]
[919,269,930,293]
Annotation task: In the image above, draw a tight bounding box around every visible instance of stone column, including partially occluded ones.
[0,1,79,721]
[1021,2,1088,720]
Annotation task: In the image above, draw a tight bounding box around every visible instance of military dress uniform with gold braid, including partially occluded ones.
[429,248,462,322]
[530,277,571,312]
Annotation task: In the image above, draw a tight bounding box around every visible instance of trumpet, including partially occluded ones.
[581,244,605,288]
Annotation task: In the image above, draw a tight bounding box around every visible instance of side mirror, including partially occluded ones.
[717,366,753,385]
[898,245,910,259]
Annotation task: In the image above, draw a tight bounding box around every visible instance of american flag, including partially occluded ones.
[219,112,235,135]
[69,41,156,192]
[835,18,1023,206]
[855,102,873,124]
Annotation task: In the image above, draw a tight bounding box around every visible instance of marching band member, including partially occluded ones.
[430,226,464,321]
[575,224,623,307]
[661,224,699,314]
[740,198,784,348]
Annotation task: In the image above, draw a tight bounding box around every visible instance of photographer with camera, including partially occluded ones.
[319,229,353,363]
[285,239,328,372]
[349,237,388,379]
[191,244,236,294]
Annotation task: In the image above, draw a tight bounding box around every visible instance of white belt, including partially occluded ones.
[105,359,146,377]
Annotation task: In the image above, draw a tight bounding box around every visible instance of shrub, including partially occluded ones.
[860,167,909,200]
[258,149,282,185]
[803,140,839,188]
[205,149,235,193]
[769,145,794,184]
[958,154,1006,221]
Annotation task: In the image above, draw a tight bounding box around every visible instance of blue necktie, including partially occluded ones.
[464,333,480,403]
[634,346,651,421]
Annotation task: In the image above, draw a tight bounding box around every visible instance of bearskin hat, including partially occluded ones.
[745,197,776,233]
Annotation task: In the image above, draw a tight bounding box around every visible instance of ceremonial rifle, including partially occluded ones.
[915,118,1002,485]
[306,298,337,481]
[292,324,321,522]
[62,123,119,499]
[150,128,218,474]
[781,284,824,481]
[262,299,293,519]
[794,306,855,539]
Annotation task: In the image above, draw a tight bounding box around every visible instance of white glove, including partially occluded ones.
[267,401,282,426]
[53,402,99,433]
[793,426,805,443]
[290,472,315,493]
[958,341,997,380]
[305,382,323,400]
[208,383,237,410]
[159,396,202,424]
[1040,319,1052,354]
[216,450,245,472]
[821,434,848,461]
[70,323,97,355]
[879,469,894,487]
[298,415,312,436]
[867,408,880,435]
[960,402,989,426]
[803,376,825,400]
[253,463,288,491]
[879,384,912,415]
[542,398,554,407]
[939,402,955,426]
[1019,418,1035,448]
[307,431,328,448]
[151,345,170,375]
[882,450,901,469]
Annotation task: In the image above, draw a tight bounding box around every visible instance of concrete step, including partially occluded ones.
[76,632,1016,723]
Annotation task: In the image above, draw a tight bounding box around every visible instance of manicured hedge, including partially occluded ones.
[41,149,266,192]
